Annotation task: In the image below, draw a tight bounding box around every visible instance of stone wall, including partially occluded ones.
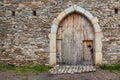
[0,0,120,66]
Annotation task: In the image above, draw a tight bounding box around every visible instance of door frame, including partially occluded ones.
[49,5,103,66]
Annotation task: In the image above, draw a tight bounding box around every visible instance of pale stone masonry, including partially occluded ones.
[0,0,120,66]
[49,5,102,66]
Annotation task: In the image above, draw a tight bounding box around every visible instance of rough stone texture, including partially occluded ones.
[0,0,120,66]
[49,65,96,74]
[0,70,119,80]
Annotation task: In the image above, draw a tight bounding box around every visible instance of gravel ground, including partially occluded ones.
[0,69,119,80]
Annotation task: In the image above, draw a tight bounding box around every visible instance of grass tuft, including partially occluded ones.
[100,63,120,72]
[0,64,52,74]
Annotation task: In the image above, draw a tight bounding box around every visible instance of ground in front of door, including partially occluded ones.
[0,69,119,80]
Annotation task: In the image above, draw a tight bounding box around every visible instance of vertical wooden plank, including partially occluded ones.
[61,19,65,63]
[78,14,84,64]
[57,13,95,65]
[57,28,62,63]
[57,23,62,63]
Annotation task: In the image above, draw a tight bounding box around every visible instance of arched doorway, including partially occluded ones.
[57,13,94,65]
[49,5,102,66]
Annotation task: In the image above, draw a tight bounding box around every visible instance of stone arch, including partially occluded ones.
[49,5,102,66]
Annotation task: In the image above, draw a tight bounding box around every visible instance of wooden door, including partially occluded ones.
[57,13,94,65]
[83,40,94,65]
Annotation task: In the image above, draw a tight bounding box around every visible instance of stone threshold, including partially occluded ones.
[49,65,96,74]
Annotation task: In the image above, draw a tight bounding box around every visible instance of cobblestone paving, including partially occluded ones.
[49,65,96,74]
[0,69,119,80]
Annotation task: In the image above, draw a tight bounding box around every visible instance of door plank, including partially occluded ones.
[57,13,94,65]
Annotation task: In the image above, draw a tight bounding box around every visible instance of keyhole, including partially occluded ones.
[88,45,91,48]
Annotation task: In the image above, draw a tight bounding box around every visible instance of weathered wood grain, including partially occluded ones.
[57,13,94,64]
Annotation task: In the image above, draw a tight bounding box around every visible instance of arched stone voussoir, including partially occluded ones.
[84,10,94,20]
[56,5,95,24]
[64,5,75,14]
[56,5,77,22]
[52,18,60,25]
[75,6,85,14]
[91,17,99,25]
[93,23,101,32]
[57,11,66,22]
[74,5,94,20]
[51,24,58,33]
